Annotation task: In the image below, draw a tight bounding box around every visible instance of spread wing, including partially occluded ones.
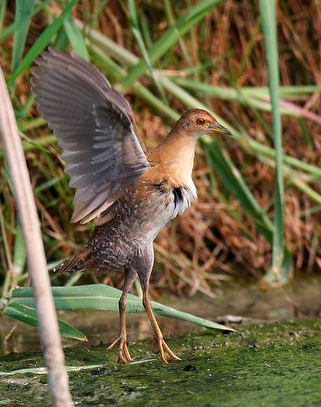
[31,47,148,224]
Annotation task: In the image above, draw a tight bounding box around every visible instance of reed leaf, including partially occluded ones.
[12,0,35,76]
[120,0,225,88]
[171,78,321,121]
[0,1,60,43]
[128,0,167,102]
[13,223,26,279]
[64,17,88,60]
[0,0,7,32]
[7,0,79,87]
[259,0,289,284]
[8,284,235,332]
[204,140,274,241]
[3,301,87,341]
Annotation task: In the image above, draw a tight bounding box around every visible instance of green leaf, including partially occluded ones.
[204,141,274,241]
[13,222,26,277]
[64,17,88,60]
[120,0,225,88]
[0,0,58,43]
[259,0,289,284]
[3,301,87,341]
[12,0,35,75]
[171,78,321,119]
[10,284,235,332]
[0,0,7,32]
[7,0,79,88]
[128,0,167,102]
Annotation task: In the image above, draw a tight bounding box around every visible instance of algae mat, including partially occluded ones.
[0,319,320,406]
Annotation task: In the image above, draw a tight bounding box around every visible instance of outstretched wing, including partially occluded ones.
[31,47,148,224]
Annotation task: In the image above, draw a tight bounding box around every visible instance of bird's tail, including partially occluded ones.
[53,248,90,275]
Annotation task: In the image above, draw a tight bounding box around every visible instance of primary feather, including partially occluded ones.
[31,47,148,224]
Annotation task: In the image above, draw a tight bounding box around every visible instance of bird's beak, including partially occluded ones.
[208,122,232,136]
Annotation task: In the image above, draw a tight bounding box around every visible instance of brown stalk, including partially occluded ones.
[0,68,73,406]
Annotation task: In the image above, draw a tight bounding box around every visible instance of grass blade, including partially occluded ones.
[3,301,87,341]
[0,0,62,43]
[0,0,7,32]
[12,0,35,75]
[9,284,235,332]
[64,17,88,60]
[204,140,274,241]
[128,0,167,102]
[259,0,289,285]
[120,0,225,88]
[171,78,321,121]
[13,222,26,280]
[7,0,79,88]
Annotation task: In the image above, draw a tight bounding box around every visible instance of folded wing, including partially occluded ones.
[31,48,148,224]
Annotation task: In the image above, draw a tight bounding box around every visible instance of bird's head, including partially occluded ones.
[174,108,231,139]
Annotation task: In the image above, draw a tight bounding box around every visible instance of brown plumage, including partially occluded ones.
[31,48,231,364]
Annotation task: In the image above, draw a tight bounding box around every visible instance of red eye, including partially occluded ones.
[197,118,205,125]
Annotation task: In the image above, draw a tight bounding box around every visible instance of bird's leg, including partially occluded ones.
[107,268,137,363]
[142,290,181,364]
[133,244,181,363]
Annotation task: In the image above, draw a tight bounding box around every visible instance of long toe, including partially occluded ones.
[107,337,120,351]
[108,337,132,364]
[162,339,181,361]
[158,338,181,363]
[117,352,129,364]
[123,342,133,362]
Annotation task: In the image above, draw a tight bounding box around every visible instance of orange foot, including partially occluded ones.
[107,337,132,364]
[157,338,181,364]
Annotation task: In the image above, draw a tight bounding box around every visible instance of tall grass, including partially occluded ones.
[0,0,320,307]
[259,0,287,284]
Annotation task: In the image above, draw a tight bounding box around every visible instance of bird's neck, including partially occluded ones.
[157,131,197,187]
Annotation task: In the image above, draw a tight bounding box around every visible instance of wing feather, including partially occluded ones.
[31,48,148,223]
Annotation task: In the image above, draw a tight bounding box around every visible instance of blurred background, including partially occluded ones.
[0,0,320,304]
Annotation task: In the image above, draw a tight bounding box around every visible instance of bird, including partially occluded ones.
[31,47,231,364]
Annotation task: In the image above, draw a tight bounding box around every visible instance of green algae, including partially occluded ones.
[0,319,321,406]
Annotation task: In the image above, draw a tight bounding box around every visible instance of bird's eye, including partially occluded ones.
[196,118,205,125]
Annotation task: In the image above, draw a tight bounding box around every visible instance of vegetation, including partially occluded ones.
[0,0,320,303]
